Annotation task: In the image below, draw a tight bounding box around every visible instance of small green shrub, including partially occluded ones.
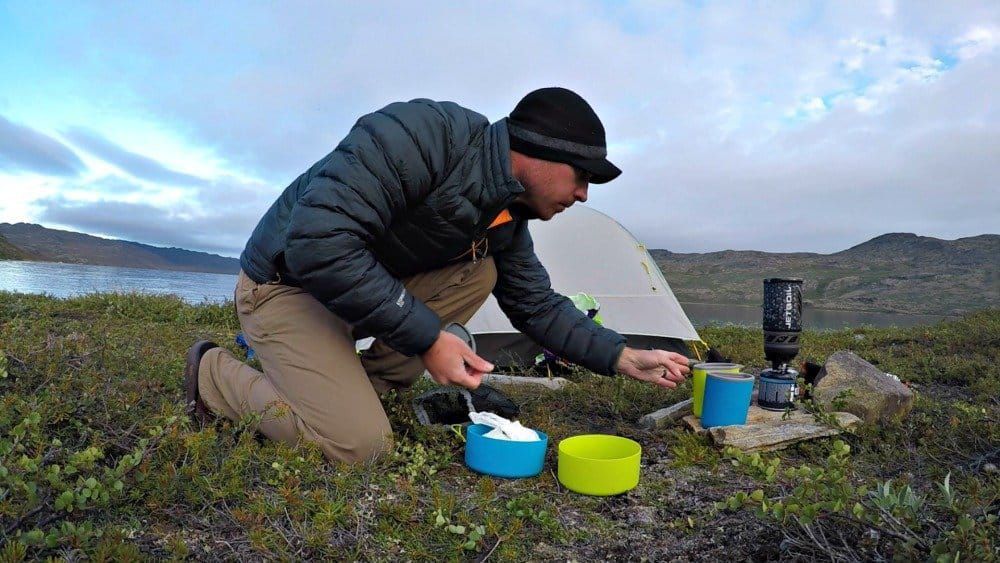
[668,430,720,469]
[719,440,998,561]
[1,408,180,553]
[389,439,452,481]
[506,493,560,533]
[431,508,487,551]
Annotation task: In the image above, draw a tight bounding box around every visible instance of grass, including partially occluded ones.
[0,291,997,560]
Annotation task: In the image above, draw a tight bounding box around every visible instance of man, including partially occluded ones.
[184,87,690,463]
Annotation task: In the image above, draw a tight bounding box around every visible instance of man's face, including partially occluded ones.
[512,155,591,221]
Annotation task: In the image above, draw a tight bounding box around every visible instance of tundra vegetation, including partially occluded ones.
[0,291,996,561]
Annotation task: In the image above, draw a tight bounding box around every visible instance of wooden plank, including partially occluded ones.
[708,412,861,452]
[638,399,693,430]
[682,407,862,452]
[684,405,789,434]
[682,414,708,436]
[421,371,573,390]
[480,373,573,390]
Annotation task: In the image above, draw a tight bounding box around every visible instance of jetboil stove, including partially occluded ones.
[757,278,803,411]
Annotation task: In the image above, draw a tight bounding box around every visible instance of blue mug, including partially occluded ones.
[701,372,755,428]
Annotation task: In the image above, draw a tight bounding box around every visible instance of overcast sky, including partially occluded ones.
[1,1,997,256]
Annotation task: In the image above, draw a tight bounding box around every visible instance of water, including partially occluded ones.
[0,260,238,304]
[683,302,950,331]
[0,260,952,329]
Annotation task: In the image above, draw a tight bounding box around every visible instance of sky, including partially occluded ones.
[0,1,997,256]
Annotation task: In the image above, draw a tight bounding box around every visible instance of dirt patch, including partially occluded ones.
[535,461,783,560]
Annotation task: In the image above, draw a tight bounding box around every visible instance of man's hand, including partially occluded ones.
[616,347,691,388]
[421,330,494,389]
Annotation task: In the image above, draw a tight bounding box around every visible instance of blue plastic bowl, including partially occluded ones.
[465,424,548,478]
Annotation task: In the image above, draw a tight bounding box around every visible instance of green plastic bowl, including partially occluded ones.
[691,362,743,417]
[557,435,641,496]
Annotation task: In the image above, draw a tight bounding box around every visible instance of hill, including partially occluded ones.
[652,233,999,316]
[1,223,995,315]
[0,233,31,260]
[0,223,240,274]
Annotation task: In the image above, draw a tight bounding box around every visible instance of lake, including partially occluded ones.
[0,260,952,330]
[681,302,949,330]
[0,260,239,304]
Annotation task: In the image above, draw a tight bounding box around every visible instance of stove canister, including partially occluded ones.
[757,368,798,411]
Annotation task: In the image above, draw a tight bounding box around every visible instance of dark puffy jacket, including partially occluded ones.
[240,99,626,375]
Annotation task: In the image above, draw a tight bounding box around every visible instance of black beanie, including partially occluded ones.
[507,87,621,184]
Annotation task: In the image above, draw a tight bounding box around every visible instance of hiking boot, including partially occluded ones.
[184,340,219,424]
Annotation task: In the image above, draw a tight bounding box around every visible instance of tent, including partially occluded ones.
[467,204,701,368]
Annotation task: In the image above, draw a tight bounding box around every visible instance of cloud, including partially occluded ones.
[4,1,999,254]
[878,0,896,19]
[0,114,86,176]
[62,127,207,186]
[787,97,828,121]
[590,51,1000,253]
[955,24,999,60]
[82,175,147,197]
[35,175,275,256]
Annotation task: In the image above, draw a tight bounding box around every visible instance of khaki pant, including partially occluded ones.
[198,257,497,464]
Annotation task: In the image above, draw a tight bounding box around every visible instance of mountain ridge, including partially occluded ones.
[0,223,995,315]
[0,223,240,274]
[651,232,998,316]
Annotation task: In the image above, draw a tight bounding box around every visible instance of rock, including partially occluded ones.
[638,399,693,429]
[983,463,998,474]
[813,351,914,424]
[630,506,657,526]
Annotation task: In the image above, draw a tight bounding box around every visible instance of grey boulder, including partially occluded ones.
[813,351,914,423]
